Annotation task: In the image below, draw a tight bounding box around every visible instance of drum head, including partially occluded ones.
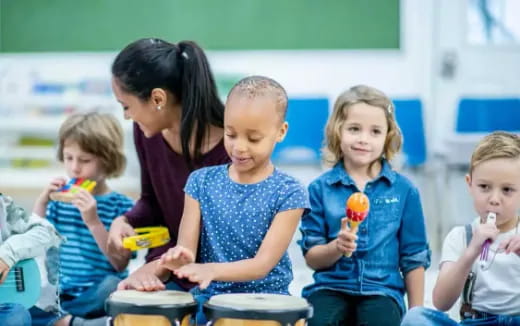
[204,293,312,324]
[110,290,195,305]
[107,290,197,321]
[208,293,308,310]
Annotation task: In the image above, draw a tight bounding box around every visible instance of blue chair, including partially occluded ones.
[393,99,427,167]
[272,98,329,164]
[456,98,520,132]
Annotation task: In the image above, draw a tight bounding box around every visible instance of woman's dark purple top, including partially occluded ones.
[125,123,230,264]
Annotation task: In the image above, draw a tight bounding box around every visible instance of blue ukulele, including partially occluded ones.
[0,258,41,308]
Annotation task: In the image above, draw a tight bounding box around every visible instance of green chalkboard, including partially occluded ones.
[0,0,399,52]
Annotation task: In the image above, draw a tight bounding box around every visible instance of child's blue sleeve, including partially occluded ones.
[184,168,203,202]
[276,179,310,214]
[398,186,431,274]
[117,196,135,217]
[45,201,58,226]
[298,181,328,256]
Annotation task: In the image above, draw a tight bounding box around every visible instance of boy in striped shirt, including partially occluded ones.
[30,113,134,326]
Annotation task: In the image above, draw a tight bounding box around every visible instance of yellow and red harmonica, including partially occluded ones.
[49,178,97,202]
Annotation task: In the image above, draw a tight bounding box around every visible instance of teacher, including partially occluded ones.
[108,38,229,291]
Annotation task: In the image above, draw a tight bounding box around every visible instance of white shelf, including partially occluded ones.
[0,116,133,134]
[0,117,67,134]
[1,146,55,160]
[25,94,116,107]
[0,167,139,191]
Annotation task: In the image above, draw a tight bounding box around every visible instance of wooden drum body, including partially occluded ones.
[203,293,312,326]
[106,290,197,326]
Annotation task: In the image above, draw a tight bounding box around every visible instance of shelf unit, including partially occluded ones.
[0,115,139,192]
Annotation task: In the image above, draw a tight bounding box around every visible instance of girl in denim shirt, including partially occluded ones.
[299,85,431,326]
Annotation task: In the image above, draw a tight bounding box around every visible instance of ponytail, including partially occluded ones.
[177,41,224,169]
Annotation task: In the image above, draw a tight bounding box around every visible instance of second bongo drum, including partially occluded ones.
[203,293,312,326]
[106,290,197,326]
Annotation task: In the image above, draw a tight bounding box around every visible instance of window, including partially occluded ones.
[467,0,520,45]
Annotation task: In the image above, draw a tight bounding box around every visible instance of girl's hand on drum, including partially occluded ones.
[159,246,195,270]
[174,263,214,290]
[117,270,166,292]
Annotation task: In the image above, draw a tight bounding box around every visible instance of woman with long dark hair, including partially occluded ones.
[108,38,229,291]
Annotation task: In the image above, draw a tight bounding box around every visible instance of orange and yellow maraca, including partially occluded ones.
[343,192,370,257]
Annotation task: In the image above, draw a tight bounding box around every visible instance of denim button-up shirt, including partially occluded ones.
[299,160,431,314]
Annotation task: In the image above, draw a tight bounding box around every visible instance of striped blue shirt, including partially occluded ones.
[46,191,133,296]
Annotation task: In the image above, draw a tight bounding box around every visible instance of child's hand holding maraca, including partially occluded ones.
[343,192,370,257]
[336,217,358,255]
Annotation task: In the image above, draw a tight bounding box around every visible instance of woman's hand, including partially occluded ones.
[107,215,135,256]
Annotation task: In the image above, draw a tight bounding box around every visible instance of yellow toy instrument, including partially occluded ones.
[122,227,171,251]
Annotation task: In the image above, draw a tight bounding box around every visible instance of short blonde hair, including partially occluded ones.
[323,85,402,166]
[470,131,520,175]
[57,112,126,178]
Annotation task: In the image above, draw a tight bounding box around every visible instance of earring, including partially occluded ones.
[156,105,162,111]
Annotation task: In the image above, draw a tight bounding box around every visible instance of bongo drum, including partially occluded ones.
[106,290,197,326]
[203,293,312,326]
